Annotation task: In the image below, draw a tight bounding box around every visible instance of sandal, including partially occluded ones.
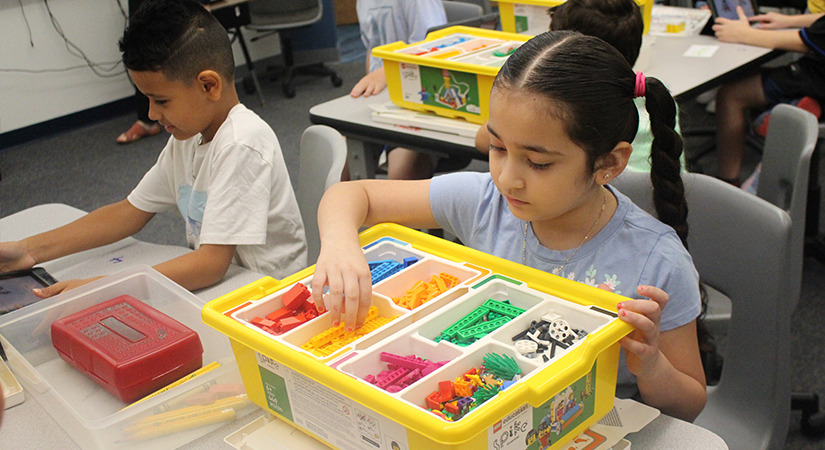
[116,120,163,144]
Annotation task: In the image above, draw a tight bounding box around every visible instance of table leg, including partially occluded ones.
[346,139,381,180]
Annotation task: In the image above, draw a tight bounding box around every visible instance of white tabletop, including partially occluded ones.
[645,34,779,100]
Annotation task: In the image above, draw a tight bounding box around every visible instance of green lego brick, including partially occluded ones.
[441,306,490,339]
[455,316,510,341]
[482,299,526,318]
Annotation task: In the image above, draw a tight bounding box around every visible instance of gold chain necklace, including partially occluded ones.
[522,189,607,272]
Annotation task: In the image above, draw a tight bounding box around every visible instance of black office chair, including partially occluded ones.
[243,0,343,99]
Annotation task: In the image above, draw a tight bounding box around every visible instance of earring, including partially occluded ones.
[603,174,610,180]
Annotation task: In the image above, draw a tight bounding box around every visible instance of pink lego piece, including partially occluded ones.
[386,385,403,393]
[379,352,428,371]
[364,374,376,384]
[279,316,305,332]
[396,368,422,387]
[375,367,411,390]
[282,283,311,311]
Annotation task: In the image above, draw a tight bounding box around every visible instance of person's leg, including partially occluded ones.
[387,147,436,180]
[715,73,769,183]
[116,0,162,144]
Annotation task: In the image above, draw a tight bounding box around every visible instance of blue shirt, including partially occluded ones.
[430,172,701,394]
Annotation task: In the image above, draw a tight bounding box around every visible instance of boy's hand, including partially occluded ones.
[0,241,36,273]
[750,11,793,29]
[33,276,104,298]
[350,67,387,98]
[616,285,668,377]
[713,6,754,43]
[311,239,372,332]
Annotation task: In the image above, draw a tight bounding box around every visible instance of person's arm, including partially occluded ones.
[0,200,154,274]
[152,243,236,291]
[713,7,820,52]
[750,11,823,29]
[617,286,707,422]
[350,66,387,98]
[311,179,437,330]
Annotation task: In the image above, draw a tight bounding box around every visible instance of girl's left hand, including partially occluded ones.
[616,285,668,377]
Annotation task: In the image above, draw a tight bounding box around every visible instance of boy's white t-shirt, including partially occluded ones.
[128,103,307,279]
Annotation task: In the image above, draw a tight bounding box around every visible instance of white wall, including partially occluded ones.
[0,0,278,134]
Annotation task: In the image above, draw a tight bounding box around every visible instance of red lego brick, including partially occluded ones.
[426,391,443,410]
[265,307,293,322]
[282,283,311,311]
[439,380,455,402]
[279,316,306,332]
[250,317,266,327]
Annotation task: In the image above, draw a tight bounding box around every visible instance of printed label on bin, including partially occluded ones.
[488,363,597,450]
[400,64,481,115]
[257,352,411,450]
[513,5,552,35]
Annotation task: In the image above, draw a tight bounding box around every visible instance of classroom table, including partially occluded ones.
[0,204,730,449]
[309,34,781,180]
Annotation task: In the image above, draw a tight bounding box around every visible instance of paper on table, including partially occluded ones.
[684,45,719,57]
[568,398,660,450]
[369,102,481,138]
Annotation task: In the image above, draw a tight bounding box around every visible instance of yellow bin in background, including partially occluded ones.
[203,224,634,450]
[497,0,654,36]
[372,26,530,125]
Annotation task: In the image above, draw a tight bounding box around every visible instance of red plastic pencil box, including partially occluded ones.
[51,295,203,403]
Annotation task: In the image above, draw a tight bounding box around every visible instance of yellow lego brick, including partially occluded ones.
[439,272,459,289]
[434,274,447,293]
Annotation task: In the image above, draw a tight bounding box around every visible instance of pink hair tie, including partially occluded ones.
[634,72,646,98]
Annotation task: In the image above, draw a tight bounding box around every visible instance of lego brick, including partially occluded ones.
[282,283,311,311]
[482,299,526,318]
[265,307,293,322]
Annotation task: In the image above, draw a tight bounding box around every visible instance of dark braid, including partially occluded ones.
[644,77,689,247]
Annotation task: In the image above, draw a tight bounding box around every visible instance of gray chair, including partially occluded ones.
[296,125,347,265]
[699,104,819,337]
[243,0,343,99]
[756,104,819,310]
[612,172,793,450]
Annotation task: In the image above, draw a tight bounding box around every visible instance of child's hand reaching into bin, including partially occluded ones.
[311,231,374,332]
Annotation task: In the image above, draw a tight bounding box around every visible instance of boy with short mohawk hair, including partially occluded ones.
[0,0,307,296]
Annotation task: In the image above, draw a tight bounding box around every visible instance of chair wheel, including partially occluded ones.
[331,75,343,88]
[283,84,296,99]
[243,75,256,95]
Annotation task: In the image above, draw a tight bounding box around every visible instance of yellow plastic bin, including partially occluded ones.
[371,26,531,125]
[497,0,654,36]
[202,224,634,450]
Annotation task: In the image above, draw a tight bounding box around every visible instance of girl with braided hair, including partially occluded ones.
[312,30,706,421]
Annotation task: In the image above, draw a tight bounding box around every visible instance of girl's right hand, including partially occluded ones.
[311,238,373,332]
[0,241,36,273]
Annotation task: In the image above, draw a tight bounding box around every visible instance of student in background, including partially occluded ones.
[350,0,449,180]
[712,7,824,185]
[0,0,307,296]
[312,31,706,422]
[116,0,162,144]
[474,0,682,173]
